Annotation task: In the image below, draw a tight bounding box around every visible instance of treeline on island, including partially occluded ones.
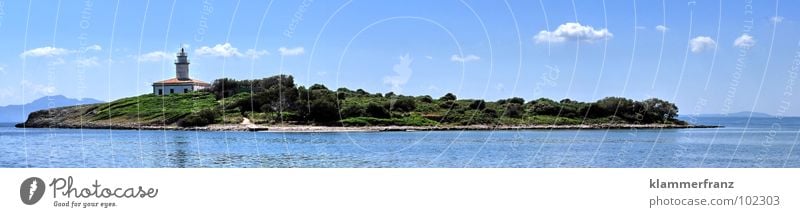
[175,74,683,127]
[24,74,684,128]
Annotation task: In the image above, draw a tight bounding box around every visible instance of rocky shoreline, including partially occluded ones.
[15,122,720,132]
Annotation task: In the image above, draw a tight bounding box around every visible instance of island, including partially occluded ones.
[17,74,718,132]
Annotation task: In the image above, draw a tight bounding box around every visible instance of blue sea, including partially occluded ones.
[1,117,798,168]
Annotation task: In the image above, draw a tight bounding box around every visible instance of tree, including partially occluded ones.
[365,103,390,118]
[254,78,298,113]
[503,103,524,118]
[208,78,242,99]
[527,98,560,116]
[309,84,328,91]
[340,103,365,118]
[439,93,457,101]
[252,74,295,94]
[439,100,458,109]
[293,85,317,121]
[558,100,583,118]
[336,87,352,93]
[418,95,433,103]
[336,88,352,100]
[210,75,299,113]
[392,97,417,112]
[309,94,339,122]
[641,98,678,122]
[469,100,486,110]
[594,97,635,118]
[507,97,525,105]
[483,108,498,118]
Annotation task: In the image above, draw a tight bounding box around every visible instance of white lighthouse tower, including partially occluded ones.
[152,47,210,95]
[175,48,190,80]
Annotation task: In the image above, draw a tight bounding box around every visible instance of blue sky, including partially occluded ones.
[1,0,799,116]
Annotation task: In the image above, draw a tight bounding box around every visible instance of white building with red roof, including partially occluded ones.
[152,48,210,95]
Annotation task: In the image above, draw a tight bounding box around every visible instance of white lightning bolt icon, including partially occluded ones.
[29,181,37,200]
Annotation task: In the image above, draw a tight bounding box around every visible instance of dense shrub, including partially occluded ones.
[340,103,365,118]
[309,94,339,123]
[439,100,458,109]
[418,95,433,103]
[502,103,524,118]
[507,97,525,105]
[439,93,457,101]
[355,89,370,96]
[177,109,220,127]
[391,97,417,112]
[527,98,560,116]
[469,100,486,110]
[365,103,390,118]
[340,115,438,126]
[199,75,681,125]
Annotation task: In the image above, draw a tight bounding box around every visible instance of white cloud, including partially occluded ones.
[425,56,433,60]
[0,65,5,75]
[20,45,101,59]
[689,36,716,53]
[244,49,269,59]
[20,46,70,58]
[533,22,613,43]
[655,25,668,32]
[195,43,242,57]
[383,54,413,93]
[186,44,268,59]
[733,34,756,48]
[20,80,56,95]
[75,57,99,67]
[84,44,102,52]
[138,51,171,62]
[450,54,480,63]
[278,46,305,56]
[770,16,784,24]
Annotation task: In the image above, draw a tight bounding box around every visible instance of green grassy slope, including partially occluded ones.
[86,92,218,125]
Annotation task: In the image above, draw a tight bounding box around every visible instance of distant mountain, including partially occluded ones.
[695,111,773,118]
[0,95,103,123]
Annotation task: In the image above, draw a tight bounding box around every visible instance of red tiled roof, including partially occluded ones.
[152,78,210,86]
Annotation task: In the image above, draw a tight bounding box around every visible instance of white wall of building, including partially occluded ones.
[153,85,195,96]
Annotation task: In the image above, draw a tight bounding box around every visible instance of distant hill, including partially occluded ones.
[695,111,773,118]
[0,95,103,123]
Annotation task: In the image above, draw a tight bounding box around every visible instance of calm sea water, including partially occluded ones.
[1,117,798,168]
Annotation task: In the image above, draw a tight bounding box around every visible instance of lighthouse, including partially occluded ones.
[152,48,210,96]
[175,48,190,80]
